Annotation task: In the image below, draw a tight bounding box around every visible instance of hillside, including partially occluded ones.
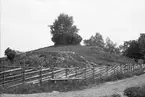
[0,45,135,68]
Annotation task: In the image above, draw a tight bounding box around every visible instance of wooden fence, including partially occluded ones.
[0,63,145,88]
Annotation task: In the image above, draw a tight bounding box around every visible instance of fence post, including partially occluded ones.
[113,66,116,76]
[116,65,119,77]
[51,68,54,79]
[129,64,131,72]
[75,67,78,78]
[65,67,68,78]
[143,64,145,69]
[84,65,87,83]
[131,64,133,72]
[140,64,142,69]
[22,66,25,84]
[127,64,129,72]
[128,64,131,72]
[123,64,125,74]
[39,67,42,86]
[106,66,109,77]
[119,65,121,74]
[92,67,95,83]
[120,64,122,74]
[134,64,136,70]
[2,66,5,87]
[142,64,144,69]
[123,65,126,73]
[126,64,128,72]
[99,67,102,82]
[132,64,134,72]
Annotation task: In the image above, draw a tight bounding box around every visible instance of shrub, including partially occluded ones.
[4,47,16,62]
[124,86,145,97]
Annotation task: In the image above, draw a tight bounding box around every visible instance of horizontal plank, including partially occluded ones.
[0,68,22,75]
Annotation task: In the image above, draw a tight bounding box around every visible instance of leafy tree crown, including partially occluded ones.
[49,13,82,45]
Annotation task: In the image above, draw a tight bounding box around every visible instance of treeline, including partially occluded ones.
[84,32,120,54]
[84,32,145,61]
[120,34,145,61]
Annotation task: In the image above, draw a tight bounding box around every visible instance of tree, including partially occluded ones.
[119,41,130,55]
[5,47,16,62]
[49,13,82,45]
[122,40,143,59]
[104,37,117,53]
[84,32,105,48]
[138,33,145,55]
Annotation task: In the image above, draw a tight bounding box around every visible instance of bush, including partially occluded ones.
[124,86,145,97]
[4,47,16,62]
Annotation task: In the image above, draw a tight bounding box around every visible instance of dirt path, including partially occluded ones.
[1,74,145,97]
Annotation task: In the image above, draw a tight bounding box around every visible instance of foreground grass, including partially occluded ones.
[0,80,87,94]
[100,93,121,97]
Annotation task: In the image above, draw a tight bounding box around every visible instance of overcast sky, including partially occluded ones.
[1,0,145,57]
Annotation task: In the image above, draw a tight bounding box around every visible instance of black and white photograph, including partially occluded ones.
[0,0,145,97]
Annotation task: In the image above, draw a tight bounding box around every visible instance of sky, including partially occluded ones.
[0,0,145,57]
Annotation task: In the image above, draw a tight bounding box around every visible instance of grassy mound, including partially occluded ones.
[0,45,135,68]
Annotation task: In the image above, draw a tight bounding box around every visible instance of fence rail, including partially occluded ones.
[0,63,145,88]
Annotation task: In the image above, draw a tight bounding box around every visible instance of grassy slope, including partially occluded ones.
[30,45,134,65]
[0,45,135,68]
